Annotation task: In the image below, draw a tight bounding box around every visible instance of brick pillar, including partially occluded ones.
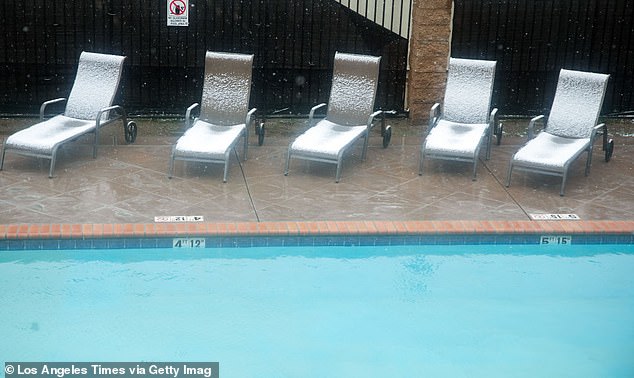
[408,0,453,123]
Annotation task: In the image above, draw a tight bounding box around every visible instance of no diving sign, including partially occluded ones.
[167,0,188,26]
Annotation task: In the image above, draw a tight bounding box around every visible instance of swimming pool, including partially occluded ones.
[1,244,633,377]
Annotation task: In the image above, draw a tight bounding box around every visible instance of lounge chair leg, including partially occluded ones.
[168,148,176,179]
[486,139,491,160]
[485,131,492,160]
[49,157,56,178]
[472,159,478,181]
[335,156,344,183]
[560,172,568,196]
[0,144,5,171]
[168,161,174,179]
[361,134,369,161]
[584,149,592,176]
[243,131,248,161]
[505,164,513,187]
[284,150,291,176]
[418,150,424,176]
[223,161,229,183]
[92,130,99,159]
[48,147,60,178]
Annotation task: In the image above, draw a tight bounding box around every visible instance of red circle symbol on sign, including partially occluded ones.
[169,0,186,15]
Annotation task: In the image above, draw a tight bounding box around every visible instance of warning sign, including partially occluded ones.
[167,0,188,26]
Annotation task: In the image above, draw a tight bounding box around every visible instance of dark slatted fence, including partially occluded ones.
[452,0,634,116]
[3,1,631,118]
[0,0,410,116]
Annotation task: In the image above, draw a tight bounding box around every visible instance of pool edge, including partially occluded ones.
[1,220,633,249]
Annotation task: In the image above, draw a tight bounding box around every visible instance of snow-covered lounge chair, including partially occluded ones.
[284,52,391,183]
[419,58,499,180]
[0,51,134,177]
[506,69,611,196]
[168,51,259,183]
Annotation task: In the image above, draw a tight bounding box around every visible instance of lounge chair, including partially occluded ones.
[419,58,499,180]
[0,51,134,177]
[506,69,611,196]
[168,51,259,183]
[284,52,392,182]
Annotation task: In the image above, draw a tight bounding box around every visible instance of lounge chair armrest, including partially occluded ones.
[185,103,200,129]
[40,98,67,120]
[489,108,498,126]
[98,105,125,113]
[527,115,545,140]
[367,110,384,128]
[372,109,397,127]
[308,103,327,127]
[245,107,257,127]
[428,103,441,131]
[591,123,606,143]
[95,105,125,127]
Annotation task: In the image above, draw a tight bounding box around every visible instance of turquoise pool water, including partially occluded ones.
[1,244,633,377]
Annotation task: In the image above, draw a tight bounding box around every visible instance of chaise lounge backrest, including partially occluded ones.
[545,69,609,139]
[326,52,381,126]
[199,51,254,126]
[64,52,126,120]
[442,58,497,125]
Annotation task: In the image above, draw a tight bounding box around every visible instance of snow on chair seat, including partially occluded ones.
[289,120,367,160]
[168,51,257,183]
[0,51,131,178]
[4,116,96,155]
[419,58,498,181]
[511,132,592,170]
[424,120,489,159]
[506,69,610,196]
[173,121,247,160]
[284,52,390,183]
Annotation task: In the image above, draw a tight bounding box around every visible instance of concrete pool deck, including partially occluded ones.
[1,117,633,242]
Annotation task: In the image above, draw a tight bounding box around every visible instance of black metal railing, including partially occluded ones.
[0,0,411,117]
[452,0,634,116]
[4,1,629,118]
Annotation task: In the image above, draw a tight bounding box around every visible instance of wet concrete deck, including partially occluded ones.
[1,117,633,225]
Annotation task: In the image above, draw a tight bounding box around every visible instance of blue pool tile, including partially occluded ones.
[23,240,43,250]
[91,239,110,249]
[2,231,633,251]
[233,237,253,248]
[156,238,174,248]
[312,237,332,246]
[139,238,158,249]
[250,237,268,247]
[124,238,141,249]
[107,239,126,249]
[281,236,302,247]
[75,239,93,249]
[58,239,76,249]
[40,239,60,250]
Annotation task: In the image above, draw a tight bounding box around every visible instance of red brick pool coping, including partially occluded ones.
[1,220,633,240]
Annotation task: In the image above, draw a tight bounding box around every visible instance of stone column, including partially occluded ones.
[408,0,453,123]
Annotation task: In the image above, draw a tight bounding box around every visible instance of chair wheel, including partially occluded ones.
[382,125,392,148]
[605,138,614,162]
[257,123,265,146]
[496,124,504,145]
[125,121,137,143]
